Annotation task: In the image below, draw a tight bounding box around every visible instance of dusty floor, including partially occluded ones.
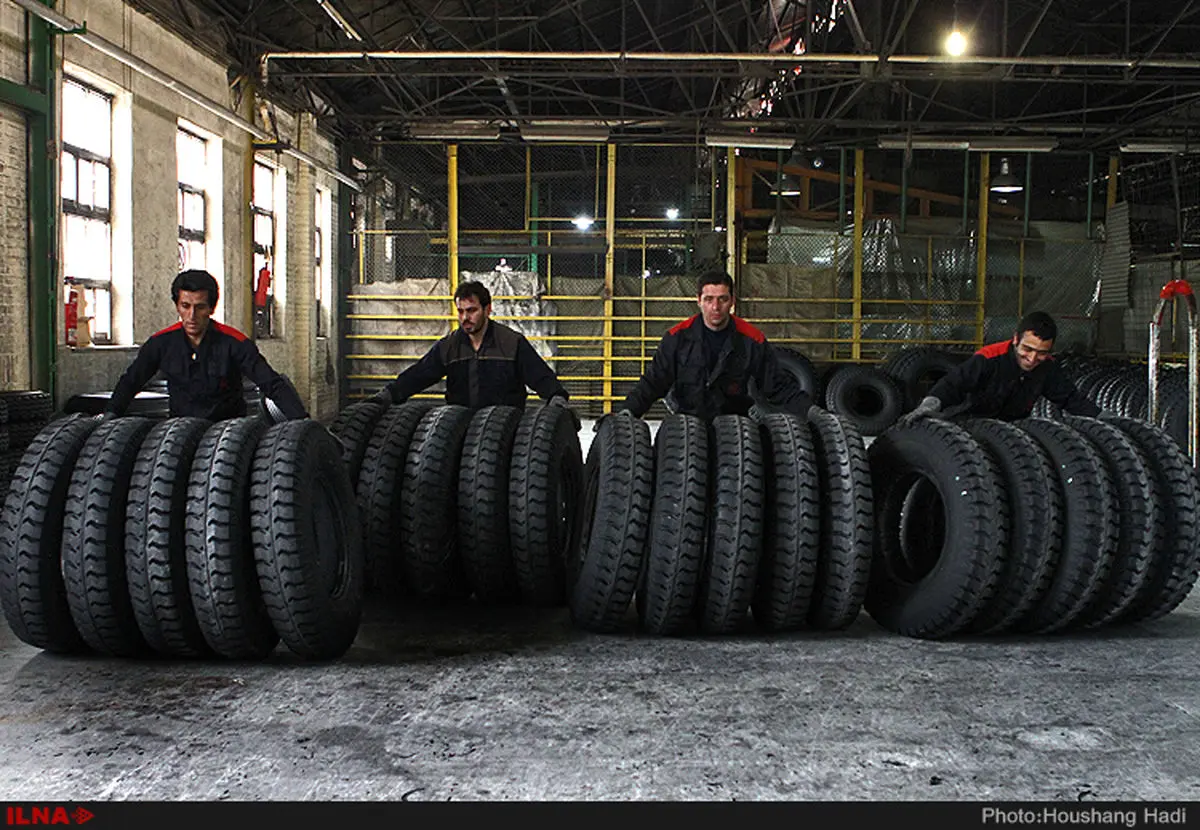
[1,589,1198,801]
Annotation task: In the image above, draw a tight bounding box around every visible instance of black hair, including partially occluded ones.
[171,269,219,308]
[1016,310,1057,342]
[696,270,734,296]
[454,280,492,308]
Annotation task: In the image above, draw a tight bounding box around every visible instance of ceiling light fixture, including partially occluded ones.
[314,0,363,42]
[989,157,1023,194]
[877,136,970,151]
[406,122,501,140]
[705,132,796,150]
[520,125,610,143]
[876,136,1057,152]
[1119,141,1197,154]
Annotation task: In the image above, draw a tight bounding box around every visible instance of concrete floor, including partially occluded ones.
[2,591,1199,801]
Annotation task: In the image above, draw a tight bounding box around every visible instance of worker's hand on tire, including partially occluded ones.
[547,396,581,432]
[93,411,117,425]
[896,395,942,428]
[368,388,393,408]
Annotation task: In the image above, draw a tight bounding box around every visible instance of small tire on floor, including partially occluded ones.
[807,409,874,630]
[125,417,213,657]
[638,413,708,636]
[865,419,1007,639]
[570,412,653,633]
[62,416,157,657]
[251,420,364,660]
[751,412,820,632]
[0,415,97,653]
[698,414,765,634]
[510,405,585,607]
[457,406,524,604]
[186,416,278,660]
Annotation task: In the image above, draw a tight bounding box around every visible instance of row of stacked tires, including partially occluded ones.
[570,409,874,635]
[868,415,1200,637]
[330,399,584,607]
[774,346,968,437]
[0,390,55,502]
[1033,355,1192,447]
[0,413,362,660]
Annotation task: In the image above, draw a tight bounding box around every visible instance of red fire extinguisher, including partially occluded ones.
[65,285,79,347]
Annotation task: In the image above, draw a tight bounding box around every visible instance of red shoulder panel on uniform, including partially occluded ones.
[212,321,249,342]
[975,340,1011,359]
[152,322,183,338]
[732,315,766,343]
[668,315,699,336]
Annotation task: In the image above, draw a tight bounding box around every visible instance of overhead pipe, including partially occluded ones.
[259,48,1200,78]
[8,0,361,191]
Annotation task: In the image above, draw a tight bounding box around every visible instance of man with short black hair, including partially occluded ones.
[900,310,1098,424]
[370,280,571,413]
[100,268,308,421]
[618,270,811,421]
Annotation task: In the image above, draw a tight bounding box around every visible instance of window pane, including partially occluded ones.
[177,130,206,187]
[178,238,205,271]
[63,79,111,157]
[77,161,95,209]
[86,286,112,344]
[61,153,76,201]
[183,192,205,232]
[93,162,109,210]
[177,188,185,227]
[253,164,274,210]
[254,214,274,248]
[63,215,112,281]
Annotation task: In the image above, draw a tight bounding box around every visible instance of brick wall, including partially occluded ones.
[0,103,29,389]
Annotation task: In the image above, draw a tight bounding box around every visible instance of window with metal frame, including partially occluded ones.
[315,187,327,338]
[177,127,208,271]
[61,76,114,344]
[252,160,278,338]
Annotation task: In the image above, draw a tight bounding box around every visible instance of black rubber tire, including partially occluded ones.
[638,414,708,636]
[1105,416,1200,623]
[774,348,821,405]
[822,365,904,436]
[697,415,764,634]
[751,412,820,632]
[0,390,52,423]
[570,412,653,633]
[963,419,1062,634]
[1063,416,1158,628]
[8,420,49,451]
[510,405,585,607]
[807,409,874,630]
[866,419,1007,639]
[60,417,157,656]
[328,400,388,491]
[457,406,523,604]
[125,417,212,657]
[185,416,278,659]
[399,405,474,602]
[885,349,964,411]
[251,420,364,660]
[0,415,97,652]
[1016,418,1119,633]
[356,402,432,597]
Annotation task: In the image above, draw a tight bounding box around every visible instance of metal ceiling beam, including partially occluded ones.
[884,0,921,57]
[1129,0,1198,79]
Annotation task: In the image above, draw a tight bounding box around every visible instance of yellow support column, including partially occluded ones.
[603,143,617,413]
[448,144,460,323]
[976,153,991,347]
[852,148,865,361]
[726,147,737,280]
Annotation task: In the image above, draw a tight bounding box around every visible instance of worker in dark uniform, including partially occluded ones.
[100,269,308,422]
[899,310,1099,424]
[618,270,811,421]
[370,280,573,417]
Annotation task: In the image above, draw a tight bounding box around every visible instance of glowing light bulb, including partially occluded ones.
[945,29,968,56]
